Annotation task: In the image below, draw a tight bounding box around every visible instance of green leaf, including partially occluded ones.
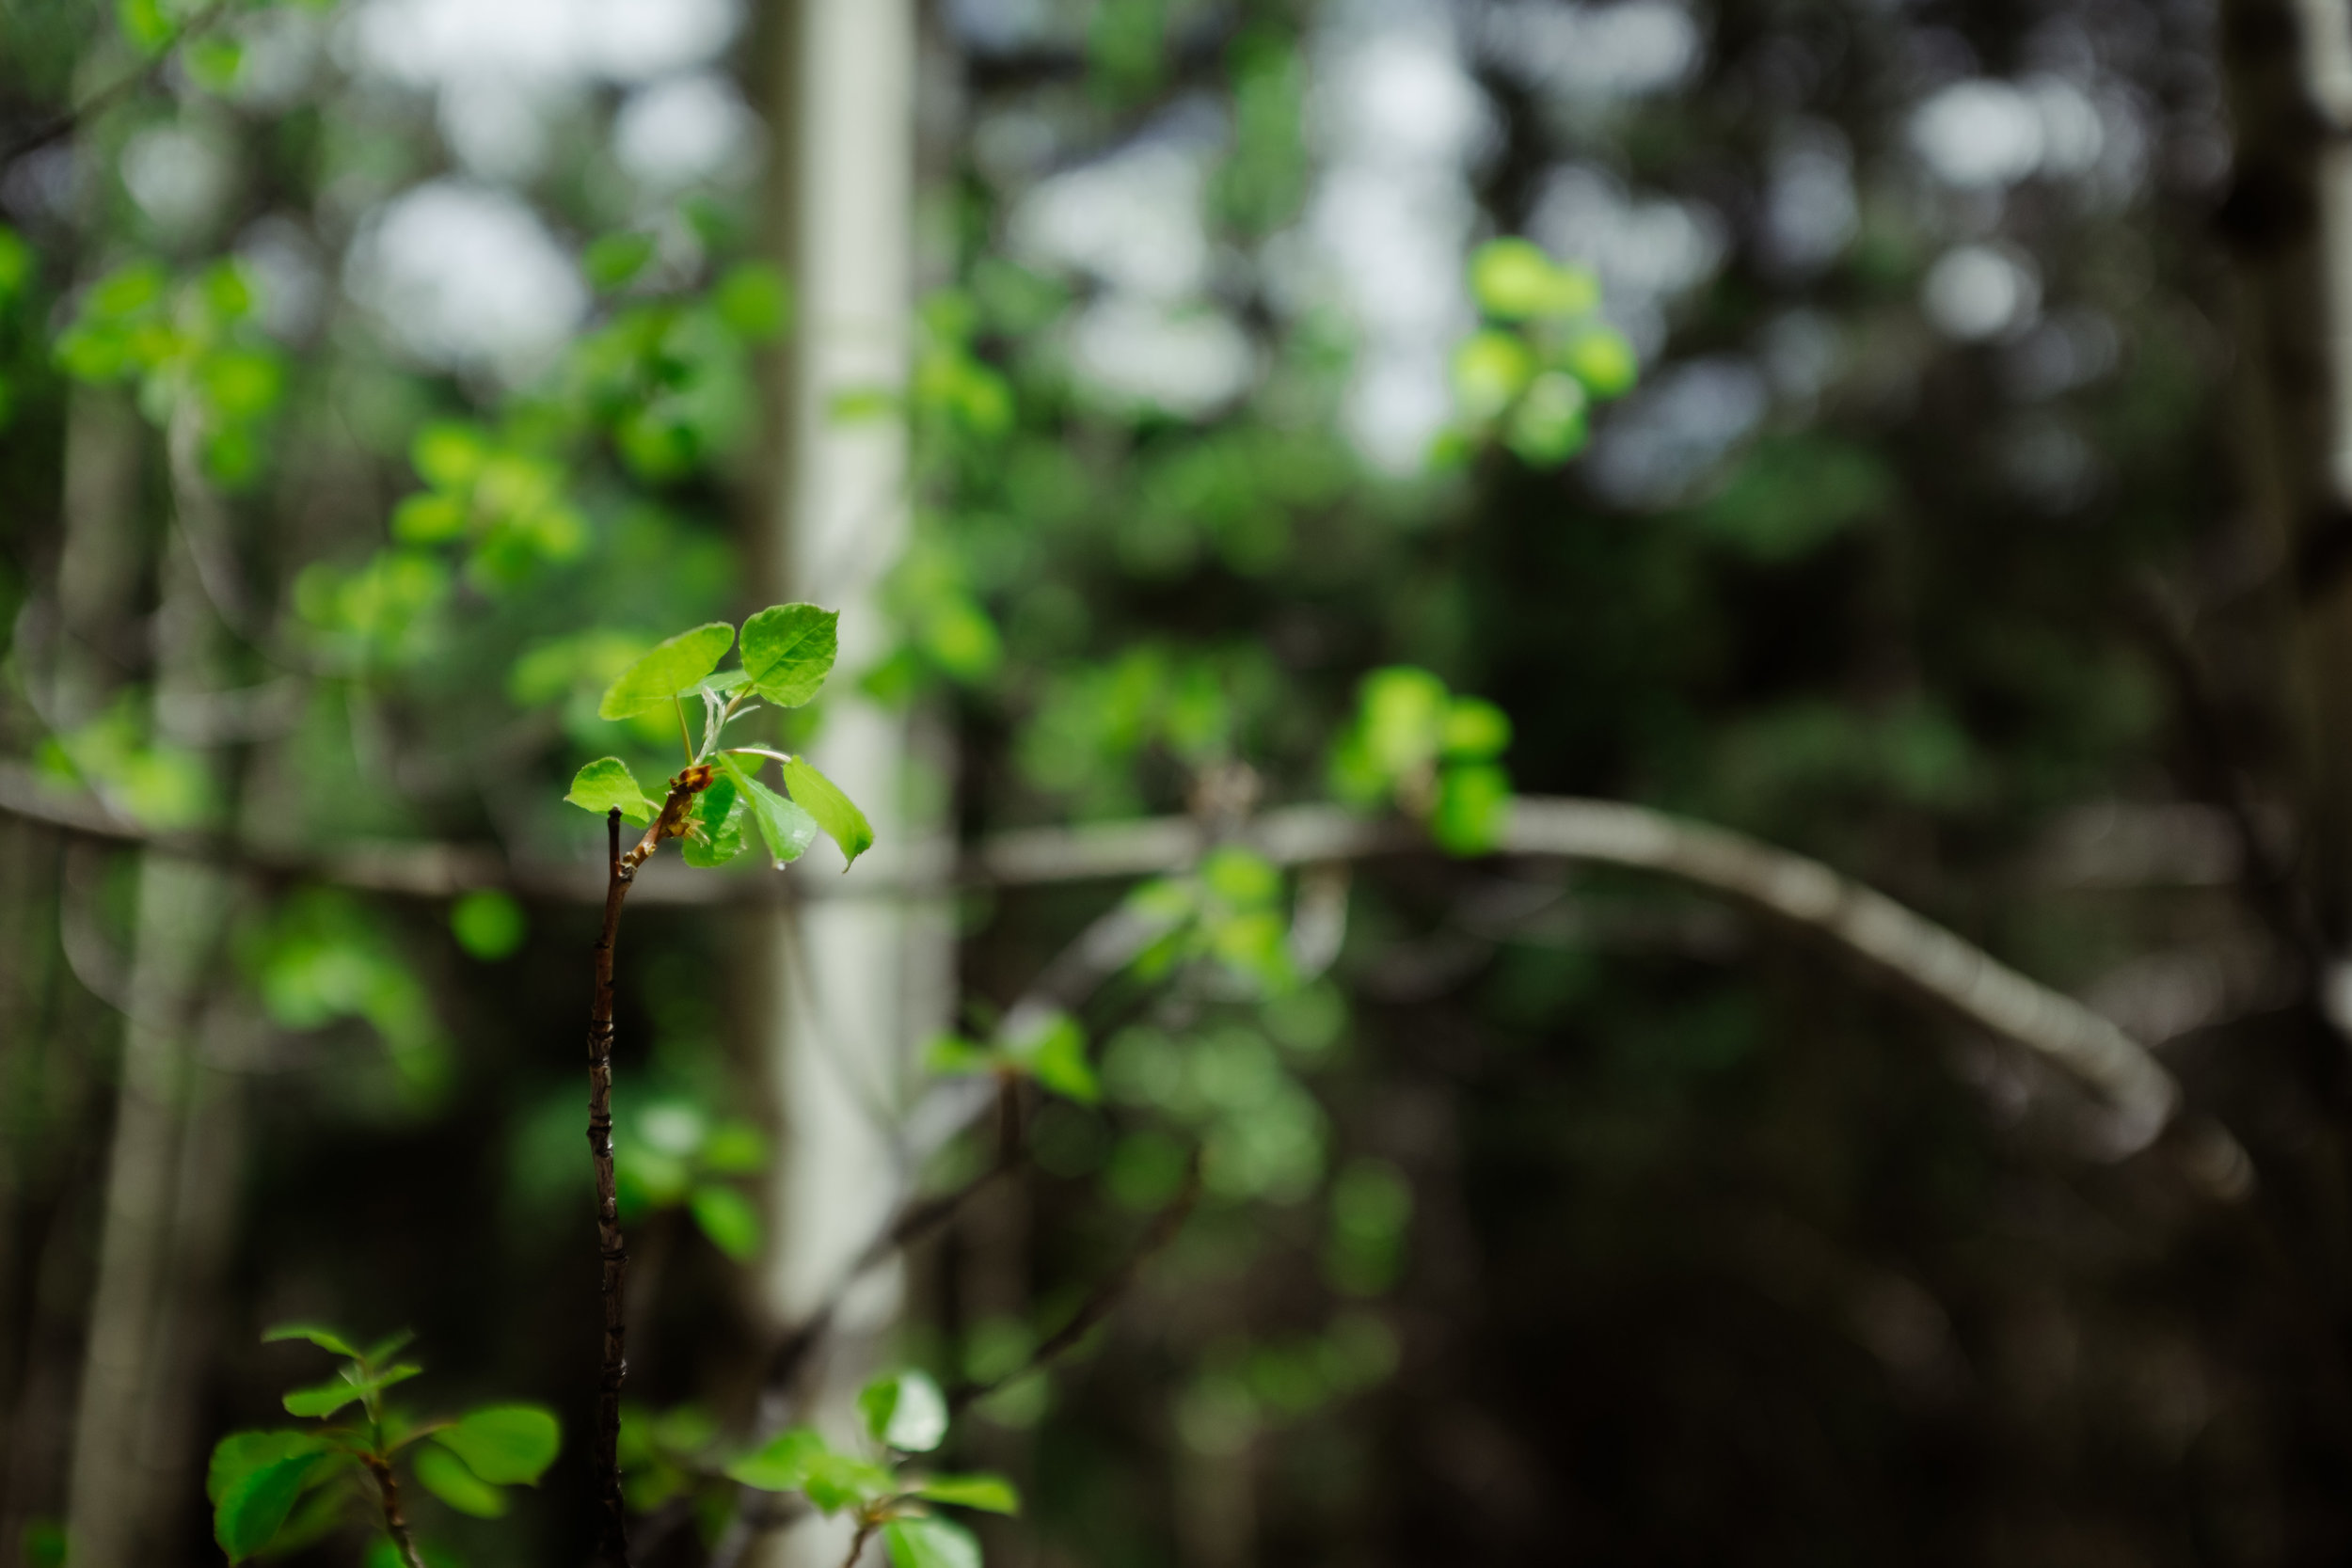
[681,774,749,868]
[596,623,736,720]
[413,1442,507,1517]
[584,231,660,292]
[1563,325,1638,399]
[1451,330,1534,423]
[209,1433,336,1561]
[450,889,527,960]
[1439,697,1512,762]
[362,1328,418,1366]
[713,262,790,341]
[436,1405,562,1485]
[924,1035,998,1078]
[208,1430,331,1505]
[883,1516,982,1568]
[725,1426,827,1493]
[690,1184,762,1261]
[1356,667,1449,783]
[698,1119,768,1174]
[565,757,658,824]
[390,493,468,544]
[1503,371,1589,466]
[1469,237,1599,320]
[117,0,174,54]
[1200,847,1280,908]
[281,1377,364,1418]
[373,1363,424,1394]
[914,1473,1022,1515]
[781,756,874,867]
[800,1449,898,1513]
[410,421,490,489]
[721,756,820,867]
[739,604,839,707]
[1432,763,1512,856]
[186,34,243,89]
[262,1323,359,1358]
[857,1370,947,1453]
[1030,1020,1101,1104]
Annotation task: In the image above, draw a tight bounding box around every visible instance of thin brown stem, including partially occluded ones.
[587,806,633,1568]
[838,1517,878,1568]
[584,772,710,1568]
[361,1454,427,1568]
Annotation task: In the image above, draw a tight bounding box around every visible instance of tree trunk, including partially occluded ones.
[63,422,244,1568]
[752,2,946,1564]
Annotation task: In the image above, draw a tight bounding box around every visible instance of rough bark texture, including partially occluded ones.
[362,1453,428,1568]
[584,777,705,1568]
[586,805,634,1568]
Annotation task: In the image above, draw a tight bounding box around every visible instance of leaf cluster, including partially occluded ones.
[1441,237,1639,468]
[1327,667,1513,855]
[55,258,286,485]
[927,1008,1101,1105]
[207,1325,559,1562]
[564,604,874,869]
[724,1370,1018,1568]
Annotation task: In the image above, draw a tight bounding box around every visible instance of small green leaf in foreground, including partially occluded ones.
[739,603,839,707]
[781,755,874,867]
[883,1516,982,1568]
[280,1377,364,1418]
[210,1433,336,1562]
[565,757,657,824]
[261,1323,359,1358]
[721,755,820,867]
[412,1443,506,1517]
[725,1427,826,1493]
[436,1404,562,1485]
[858,1369,947,1453]
[914,1473,1022,1514]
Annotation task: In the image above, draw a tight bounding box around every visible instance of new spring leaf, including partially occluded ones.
[740,603,838,707]
[597,623,735,720]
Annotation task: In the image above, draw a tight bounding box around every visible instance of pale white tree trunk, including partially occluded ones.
[754,2,946,1564]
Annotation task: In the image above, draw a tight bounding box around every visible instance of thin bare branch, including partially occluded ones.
[946,1149,1202,1415]
[0,3,232,170]
[0,764,2193,1147]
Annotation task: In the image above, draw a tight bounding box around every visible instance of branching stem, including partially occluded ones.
[838,1517,878,1568]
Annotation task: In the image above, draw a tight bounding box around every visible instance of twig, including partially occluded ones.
[0,2,231,170]
[837,1518,877,1568]
[0,762,2193,1148]
[947,1149,1203,1415]
[584,774,710,1568]
[359,1454,427,1568]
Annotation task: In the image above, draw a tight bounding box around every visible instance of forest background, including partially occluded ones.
[5,0,2349,1563]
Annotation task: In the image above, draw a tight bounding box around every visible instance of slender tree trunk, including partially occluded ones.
[64,421,242,1568]
[752,2,946,1564]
